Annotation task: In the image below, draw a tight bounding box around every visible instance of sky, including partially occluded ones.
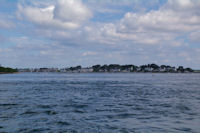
[0,0,200,69]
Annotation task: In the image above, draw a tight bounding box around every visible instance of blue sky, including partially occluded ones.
[0,0,200,69]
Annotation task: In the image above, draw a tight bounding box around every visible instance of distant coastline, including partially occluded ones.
[17,64,199,73]
[1,64,199,74]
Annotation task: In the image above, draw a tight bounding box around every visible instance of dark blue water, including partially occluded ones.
[0,73,200,133]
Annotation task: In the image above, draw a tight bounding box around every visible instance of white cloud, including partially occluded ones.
[167,0,196,9]
[16,0,200,46]
[17,0,92,30]
[122,1,200,32]
[54,0,92,23]
[86,0,200,46]
[82,51,97,56]
[168,0,193,6]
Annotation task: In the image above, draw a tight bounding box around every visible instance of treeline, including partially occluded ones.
[0,66,18,73]
[18,64,195,73]
[91,64,193,73]
[92,64,135,72]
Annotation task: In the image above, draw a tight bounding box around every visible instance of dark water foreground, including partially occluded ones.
[0,73,200,133]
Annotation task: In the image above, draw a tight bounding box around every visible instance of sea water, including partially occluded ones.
[0,73,200,133]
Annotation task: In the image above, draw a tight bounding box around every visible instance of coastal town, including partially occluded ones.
[17,64,196,73]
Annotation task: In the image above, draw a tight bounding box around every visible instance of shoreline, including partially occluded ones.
[0,72,19,74]
[16,71,200,74]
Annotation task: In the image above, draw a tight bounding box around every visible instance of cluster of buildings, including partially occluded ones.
[18,67,93,73]
[60,67,93,73]
[17,64,194,73]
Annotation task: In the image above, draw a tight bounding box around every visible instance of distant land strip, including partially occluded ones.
[17,64,200,73]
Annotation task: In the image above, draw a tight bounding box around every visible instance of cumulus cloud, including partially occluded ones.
[17,0,92,30]
[92,0,200,46]
[16,0,200,46]
[167,0,197,10]
[54,0,92,23]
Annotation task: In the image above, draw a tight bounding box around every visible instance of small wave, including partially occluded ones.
[37,105,54,109]
[20,110,38,116]
[106,113,136,119]
[0,103,18,106]
[73,109,85,113]
[63,104,88,109]
[173,127,192,132]
[43,110,57,115]
[176,105,191,111]
[56,121,71,126]
[28,128,50,133]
